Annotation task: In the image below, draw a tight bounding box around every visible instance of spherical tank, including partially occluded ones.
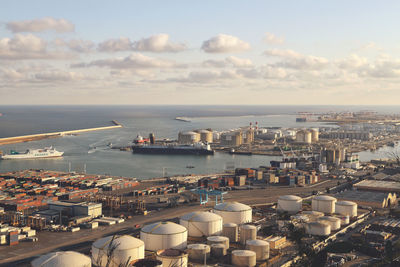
[31,251,91,267]
[239,224,257,245]
[213,202,252,224]
[306,221,331,236]
[277,195,302,214]
[187,244,210,262]
[92,235,145,267]
[206,236,229,248]
[231,250,257,267]
[312,195,337,214]
[245,239,269,260]
[179,211,222,237]
[140,221,187,252]
[318,216,341,231]
[222,223,238,242]
[156,249,188,267]
[335,201,357,217]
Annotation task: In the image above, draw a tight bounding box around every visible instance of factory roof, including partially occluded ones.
[354,180,400,192]
[335,190,395,203]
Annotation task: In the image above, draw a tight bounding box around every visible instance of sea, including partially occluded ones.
[0,105,399,179]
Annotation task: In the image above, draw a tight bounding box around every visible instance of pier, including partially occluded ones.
[0,121,122,145]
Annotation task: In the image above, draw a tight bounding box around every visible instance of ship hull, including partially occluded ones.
[132,147,213,155]
[1,152,64,160]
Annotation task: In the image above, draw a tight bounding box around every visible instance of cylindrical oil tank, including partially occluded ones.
[140,221,187,251]
[318,216,341,231]
[156,249,188,267]
[311,128,319,142]
[207,236,229,248]
[211,244,227,258]
[91,235,145,267]
[179,211,222,237]
[334,215,350,225]
[296,130,305,143]
[306,221,331,236]
[222,223,238,242]
[178,131,200,144]
[133,259,162,267]
[187,244,210,262]
[301,210,324,222]
[213,202,252,224]
[32,251,91,267]
[240,224,257,245]
[304,131,312,144]
[277,195,302,214]
[245,239,269,260]
[198,129,213,143]
[335,201,357,217]
[231,250,256,267]
[312,195,337,214]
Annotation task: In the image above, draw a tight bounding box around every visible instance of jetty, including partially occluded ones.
[0,120,122,145]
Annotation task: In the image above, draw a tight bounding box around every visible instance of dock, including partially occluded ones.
[0,121,123,145]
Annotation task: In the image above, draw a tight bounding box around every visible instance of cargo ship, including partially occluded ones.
[132,142,214,155]
[0,147,64,160]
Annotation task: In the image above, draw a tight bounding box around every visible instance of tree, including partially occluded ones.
[386,149,400,165]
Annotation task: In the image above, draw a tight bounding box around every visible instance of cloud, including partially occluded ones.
[168,70,241,83]
[34,70,85,81]
[73,53,182,69]
[0,34,52,60]
[264,32,284,45]
[202,56,252,68]
[6,17,74,33]
[201,34,250,53]
[133,34,186,52]
[264,49,329,70]
[53,38,95,53]
[337,54,368,69]
[98,37,133,52]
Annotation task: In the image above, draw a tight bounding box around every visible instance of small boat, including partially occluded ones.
[175,117,191,122]
[186,165,195,169]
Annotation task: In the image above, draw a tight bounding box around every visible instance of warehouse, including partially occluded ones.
[353,180,400,194]
[335,190,397,209]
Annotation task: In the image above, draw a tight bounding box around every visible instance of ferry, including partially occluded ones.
[0,147,64,160]
[132,142,214,155]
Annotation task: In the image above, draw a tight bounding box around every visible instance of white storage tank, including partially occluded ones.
[311,128,319,142]
[207,236,229,248]
[31,251,91,267]
[222,223,238,242]
[231,250,256,267]
[213,202,252,224]
[245,239,269,260]
[92,235,145,267]
[304,131,312,144]
[301,210,324,222]
[277,195,302,214]
[178,131,200,144]
[318,216,341,231]
[140,221,187,251]
[306,221,331,236]
[240,224,257,245]
[198,129,213,143]
[156,249,188,267]
[187,244,210,262]
[211,243,227,258]
[312,195,337,214]
[335,201,357,217]
[334,215,350,225]
[179,211,222,237]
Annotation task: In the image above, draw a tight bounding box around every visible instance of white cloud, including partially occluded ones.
[133,34,186,52]
[98,37,133,52]
[202,56,252,68]
[264,32,284,45]
[201,34,250,53]
[264,49,329,70]
[168,70,241,83]
[35,70,85,82]
[54,38,95,53]
[73,53,181,69]
[0,34,48,59]
[337,54,368,69]
[6,17,74,33]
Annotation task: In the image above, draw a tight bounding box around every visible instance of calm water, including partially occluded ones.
[0,105,399,178]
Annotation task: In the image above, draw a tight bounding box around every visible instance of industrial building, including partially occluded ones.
[48,201,102,218]
[335,190,397,209]
[353,180,400,194]
[324,131,373,141]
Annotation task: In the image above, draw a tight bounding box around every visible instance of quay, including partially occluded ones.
[0,120,122,145]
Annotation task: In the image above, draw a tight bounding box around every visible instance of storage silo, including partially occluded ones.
[187,244,210,262]
[213,202,252,224]
[304,131,312,144]
[31,251,91,267]
[335,201,357,217]
[156,249,188,267]
[312,195,337,214]
[245,239,269,260]
[198,129,213,143]
[240,224,257,245]
[311,128,319,143]
[231,250,256,267]
[318,216,341,231]
[222,223,238,242]
[211,244,227,258]
[305,221,331,236]
[92,235,145,267]
[140,221,187,251]
[277,195,302,214]
[296,130,305,143]
[179,211,222,237]
[334,215,350,225]
[178,131,201,144]
[206,236,229,248]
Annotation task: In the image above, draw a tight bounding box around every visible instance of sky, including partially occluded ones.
[1,1,400,105]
